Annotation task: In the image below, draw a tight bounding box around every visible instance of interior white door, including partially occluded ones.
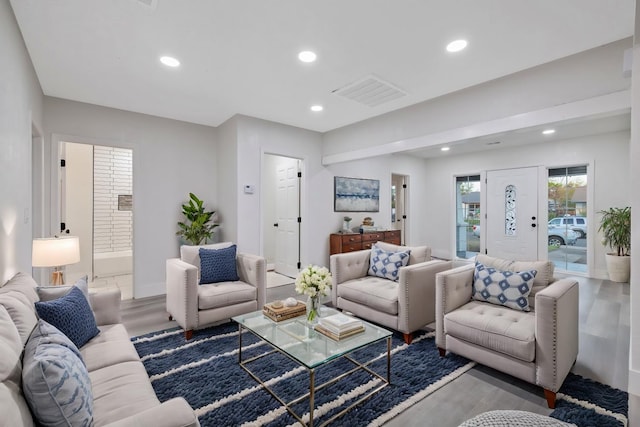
[274,157,300,277]
[391,174,407,244]
[485,167,539,261]
[61,142,94,283]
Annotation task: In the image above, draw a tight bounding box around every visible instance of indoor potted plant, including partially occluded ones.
[598,206,631,282]
[176,193,219,245]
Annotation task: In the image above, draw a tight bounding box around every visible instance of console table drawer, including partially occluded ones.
[330,230,402,255]
[362,232,385,242]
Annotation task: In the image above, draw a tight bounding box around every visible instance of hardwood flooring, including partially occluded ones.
[120,275,629,426]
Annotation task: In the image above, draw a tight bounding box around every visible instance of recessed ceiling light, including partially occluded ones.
[310,105,323,112]
[298,51,317,63]
[542,129,556,135]
[446,39,468,53]
[486,141,501,145]
[441,147,450,152]
[160,56,180,67]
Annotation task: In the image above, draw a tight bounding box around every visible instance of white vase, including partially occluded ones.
[605,254,630,283]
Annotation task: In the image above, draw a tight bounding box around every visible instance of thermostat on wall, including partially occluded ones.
[244,185,255,194]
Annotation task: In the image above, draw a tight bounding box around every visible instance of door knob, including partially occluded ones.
[531,223,537,228]
[273,223,279,227]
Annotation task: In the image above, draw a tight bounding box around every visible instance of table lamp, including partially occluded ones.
[32,236,81,285]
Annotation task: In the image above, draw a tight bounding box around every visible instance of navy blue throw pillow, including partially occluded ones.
[199,245,239,284]
[35,286,99,348]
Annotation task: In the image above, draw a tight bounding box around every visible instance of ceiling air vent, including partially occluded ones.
[135,0,158,8]
[332,75,407,107]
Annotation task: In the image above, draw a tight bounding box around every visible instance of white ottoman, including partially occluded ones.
[458,410,576,427]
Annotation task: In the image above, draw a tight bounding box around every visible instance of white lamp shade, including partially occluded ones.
[32,236,81,267]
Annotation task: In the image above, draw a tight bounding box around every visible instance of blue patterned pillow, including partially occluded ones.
[22,320,93,426]
[35,286,99,348]
[473,262,537,311]
[199,245,239,284]
[368,246,410,281]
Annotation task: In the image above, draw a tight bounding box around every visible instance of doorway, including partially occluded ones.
[61,142,133,299]
[391,174,408,245]
[485,167,539,261]
[262,154,301,279]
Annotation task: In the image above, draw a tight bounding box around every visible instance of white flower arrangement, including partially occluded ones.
[295,265,332,298]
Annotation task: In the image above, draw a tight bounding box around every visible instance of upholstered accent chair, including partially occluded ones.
[330,241,452,344]
[435,254,579,408]
[166,242,266,339]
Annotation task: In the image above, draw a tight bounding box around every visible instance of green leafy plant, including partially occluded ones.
[598,207,630,256]
[176,193,219,245]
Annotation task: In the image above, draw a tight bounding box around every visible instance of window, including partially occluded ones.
[456,175,481,259]
[548,166,587,273]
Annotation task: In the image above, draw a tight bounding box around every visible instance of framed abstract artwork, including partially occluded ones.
[334,176,380,212]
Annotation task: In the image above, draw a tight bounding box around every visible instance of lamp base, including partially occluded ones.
[51,271,64,286]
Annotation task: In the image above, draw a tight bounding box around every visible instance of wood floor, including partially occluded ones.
[120,275,629,426]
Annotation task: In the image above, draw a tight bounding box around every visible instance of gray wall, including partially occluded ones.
[0,1,43,283]
[43,97,218,298]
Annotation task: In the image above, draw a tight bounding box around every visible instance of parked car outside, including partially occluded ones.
[471,225,578,246]
[548,226,579,246]
[548,216,587,238]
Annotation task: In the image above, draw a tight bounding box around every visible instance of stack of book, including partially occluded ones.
[315,313,365,340]
[262,301,306,322]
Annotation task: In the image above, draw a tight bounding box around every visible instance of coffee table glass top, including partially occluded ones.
[232,308,392,368]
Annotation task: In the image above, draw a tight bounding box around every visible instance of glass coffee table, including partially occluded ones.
[232,308,392,427]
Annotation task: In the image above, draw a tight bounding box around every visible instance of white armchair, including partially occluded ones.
[330,242,452,344]
[435,254,579,408]
[166,242,266,339]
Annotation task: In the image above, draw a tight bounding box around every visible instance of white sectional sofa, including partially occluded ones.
[0,272,199,427]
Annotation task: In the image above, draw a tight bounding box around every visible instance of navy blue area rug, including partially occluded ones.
[132,323,474,426]
[132,323,628,426]
[551,372,628,427]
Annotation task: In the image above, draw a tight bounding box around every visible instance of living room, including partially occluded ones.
[1,1,639,425]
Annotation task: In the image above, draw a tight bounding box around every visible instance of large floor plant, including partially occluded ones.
[598,206,630,282]
[176,193,219,245]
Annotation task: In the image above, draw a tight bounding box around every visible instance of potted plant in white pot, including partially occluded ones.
[176,193,219,245]
[598,206,631,282]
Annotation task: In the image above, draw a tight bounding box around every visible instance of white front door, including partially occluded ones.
[485,167,539,261]
[274,157,300,277]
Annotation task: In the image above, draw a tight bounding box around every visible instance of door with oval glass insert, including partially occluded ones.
[485,167,539,261]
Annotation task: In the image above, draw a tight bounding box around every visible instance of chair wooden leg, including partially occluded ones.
[543,389,557,409]
[438,347,446,357]
[184,330,193,340]
[403,333,413,344]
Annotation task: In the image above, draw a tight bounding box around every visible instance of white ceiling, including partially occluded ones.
[10,0,635,135]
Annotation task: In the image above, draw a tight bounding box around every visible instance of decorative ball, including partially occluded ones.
[285,297,298,307]
[271,300,283,309]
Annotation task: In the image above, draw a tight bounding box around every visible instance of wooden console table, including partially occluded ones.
[329,230,401,255]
